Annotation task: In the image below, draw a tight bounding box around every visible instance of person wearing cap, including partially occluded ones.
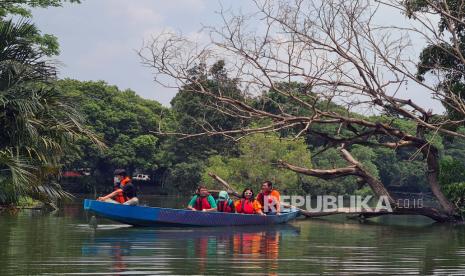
[96,169,139,206]
[97,182,139,206]
[113,169,131,187]
[216,191,235,213]
[111,169,132,203]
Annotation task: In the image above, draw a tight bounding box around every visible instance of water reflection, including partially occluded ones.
[2,199,465,275]
[81,225,299,275]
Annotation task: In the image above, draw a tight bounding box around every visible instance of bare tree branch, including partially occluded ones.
[140,0,464,220]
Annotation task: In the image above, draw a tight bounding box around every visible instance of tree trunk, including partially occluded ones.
[425,147,457,216]
[339,149,397,206]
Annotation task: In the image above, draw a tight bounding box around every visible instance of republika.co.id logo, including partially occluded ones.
[263,195,423,213]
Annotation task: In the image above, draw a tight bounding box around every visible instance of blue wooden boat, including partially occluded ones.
[83,199,299,227]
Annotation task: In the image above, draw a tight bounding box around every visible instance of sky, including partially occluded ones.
[31,0,251,106]
[30,0,443,112]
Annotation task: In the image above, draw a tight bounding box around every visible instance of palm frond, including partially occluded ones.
[0,18,102,205]
[0,148,36,203]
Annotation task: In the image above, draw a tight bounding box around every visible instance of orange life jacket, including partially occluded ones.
[114,177,131,203]
[114,189,125,204]
[257,190,280,212]
[120,177,131,186]
[236,199,255,214]
[217,200,233,213]
[193,196,211,211]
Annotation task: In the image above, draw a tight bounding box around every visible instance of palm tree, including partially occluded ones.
[0,19,102,206]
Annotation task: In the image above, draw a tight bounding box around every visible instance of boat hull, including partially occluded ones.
[83,199,299,227]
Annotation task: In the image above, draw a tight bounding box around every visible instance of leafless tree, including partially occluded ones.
[139,0,465,222]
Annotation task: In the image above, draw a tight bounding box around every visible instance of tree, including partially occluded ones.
[0,0,80,18]
[406,0,465,122]
[439,156,465,214]
[0,20,100,205]
[155,60,245,193]
[57,79,168,186]
[409,0,465,213]
[0,0,80,56]
[140,0,465,221]
[202,133,313,194]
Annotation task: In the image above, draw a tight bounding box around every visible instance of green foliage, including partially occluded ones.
[355,186,374,197]
[16,196,41,207]
[166,162,204,194]
[0,0,80,18]
[0,1,79,56]
[169,60,243,159]
[442,182,465,214]
[439,156,465,185]
[156,61,245,193]
[443,127,465,161]
[202,133,312,194]
[408,0,465,121]
[351,145,379,179]
[132,134,159,171]
[0,20,98,205]
[439,156,465,214]
[57,79,168,179]
[254,82,313,116]
[57,63,246,194]
[33,33,60,56]
[308,148,358,195]
[372,147,429,192]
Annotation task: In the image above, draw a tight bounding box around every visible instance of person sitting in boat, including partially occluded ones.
[234,188,264,215]
[112,169,132,204]
[216,191,235,213]
[187,185,217,212]
[97,179,139,206]
[256,180,281,214]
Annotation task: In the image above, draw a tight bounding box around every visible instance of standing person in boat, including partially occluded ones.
[216,191,235,213]
[97,178,139,206]
[187,185,217,212]
[235,188,264,215]
[256,181,281,214]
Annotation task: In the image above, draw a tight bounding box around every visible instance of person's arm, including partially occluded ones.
[229,200,236,213]
[254,200,265,216]
[187,196,197,211]
[234,200,240,213]
[273,191,281,214]
[97,189,120,201]
[203,195,217,212]
[275,198,281,214]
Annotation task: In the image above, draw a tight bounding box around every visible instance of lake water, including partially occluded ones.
[1,196,465,275]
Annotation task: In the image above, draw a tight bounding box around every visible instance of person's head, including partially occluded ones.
[113,169,127,180]
[217,191,229,202]
[196,185,210,197]
[242,188,254,199]
[261,181,273,193]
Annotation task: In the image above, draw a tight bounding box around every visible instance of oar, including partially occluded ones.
[207,172,311,216]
